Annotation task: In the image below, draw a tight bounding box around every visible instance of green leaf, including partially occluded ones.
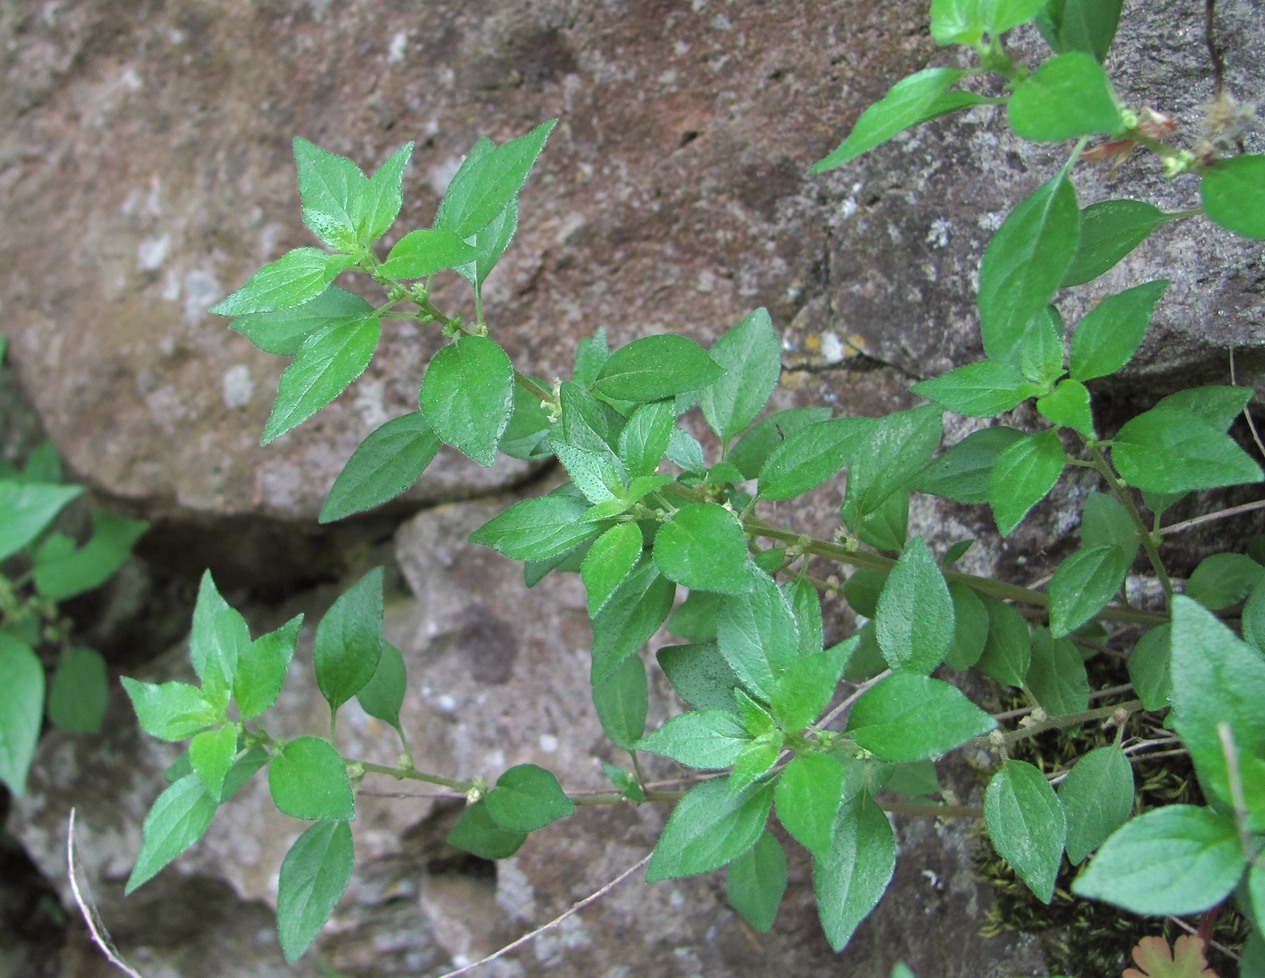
[590,559,675,686]
[581,522,644,617]
[657,642,744,714]
[1043,0,1123,61]
[635,709,751,769]
[320,412,441,523]
[447,801,528,859]
[716,573,800,701]
[268,736,355,821]
[771,644,849,732]
[645,776,773,881]
[987,428,1066,535]
[757,417,879,501]
[912,359,1044,418]
[1072,804,1245,914]
[1186,552,1264,610]
[945,582,990,669]
[774,753,846,858]
[500,381,554,461]
[978,172,1080,366]
[809,68,991,171]
[189,570,250,706]
[1112,408,1263,493]
[1007,53,1121,142]
[874,536,954,674]
[911,426,1025,503]
[841,406,943,534]
[976,596,1031,687]
[356,640,407,732]
[984,760,1066,903]
[729,407,832,479]
[234,615,301,720]
[31,512,147,602]
[553,441,626,504]
[1128,624,1171,712]
[434,120,556,238]
[591,652,648,750]
[1169,596,1265,828]
[1201,154,1265,240]
[1158,385,1251,432]
[212,249,357,317]
[1062,199,1169,287]
[591,335,723,402]
[666,426,706,472]
[378,228,481,280]
[0,480,82,562]
[1047,544,1132,637]
[354,142,413,244]
[454,196,520,293]
[653,503,754,595]
[727,831,787,932]
[419,335,514,466]
[470,494,599,561]
[1245,579,1265,654]
[0,634,44,796]
[230,287,374,357]
[276,819,354,963]
[190,724,239,801]
[485,764,575,833]
[125,773,219,893]
[1058,745,1134,864]
[1025,627,1089,715]
[700,308,782,441]
[617,401,676,479]
[262,312,380,445]
[847,673,996,761]
[314,566,384,712]
[812,792,896,952]
[47,647,108,734]
[293,138,367,250]
[121,677,218,742]
[1070,279,1169,383]
[931,0,1045,44]
[787,576,825,657]
[1036,379,1094,440]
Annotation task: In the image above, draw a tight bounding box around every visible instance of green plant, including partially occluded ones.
[1,338,149,796]
[120,0,1265,969]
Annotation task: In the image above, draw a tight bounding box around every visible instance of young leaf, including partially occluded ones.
[1069,280,1169,382]
[1041,0,1123,61]
[470,493,599,561]
[978,172,1080,366]
[987,428,1066,535]
[757,416,879,501]
[47,647,108,734]
[189,570,250,706]
[356,640,407,733]
[320,411,442,523]
[212,249,357,318]
[591,335,724,402]
[846,673,996,761]
[354,141,414,244]
[268,736,355,821]
[666,426,707,472]
[812,792,896,952]
[653,503,754,595]
[485,764,575,833]
[874,536,954,674]
[911,426,1025,504]
[314,566,384,712]
[378,228,481,280]
[715,572,800,701]
[230,287,374,357]
[727,831,787,933]
[1047,544,1132,637]
[700,308,782,441]
[434,120,557,238]
[635,709,751,769]
[581,522,643,617]
[1025,627,1089,716]
[984,760,1066,903]
[809,68,991,172]
[771,643,850,732]
[277,819,354,963]
[1072,804,1245,914]
[617,401,676,479]
[911,359,1045,418]
[645,776,773,882]
[0,480,82,562]
[589,559,675,687]
[454,197,520,293]
[293,138,368,251]
[0,635,44,796]
[1111,408,1263,493]
[234,615,302,720]
[125,773,219,893]
[121,677,219,742]
[1057,744,1134,864]
[419,335,514,467]
[31,512,148,603]
[786,576,825,657]
[190,724,240,801]
[447,801,528,859]
[1036,379,1095,441]
[1062,199,1169,287]
[1201,154,1265,240]
[591,652,648,750]
[774,753,846,858]
[1007,52,1122,142]
[262,313,381,445]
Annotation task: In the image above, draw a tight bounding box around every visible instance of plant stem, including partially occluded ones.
[993,699,1143,747]
[1088,444,1174,599]
[353,760,474,793]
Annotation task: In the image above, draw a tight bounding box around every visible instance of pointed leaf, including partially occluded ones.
[1112,408,1263,493]
[645,776,773,881]
[125,773,219,893]
[354,141,414,243]
[0,481,82,562]
[379,228,480,280]
[419,335,514,466]
[212,249,356,317]
[1008,52,1122,142]
[635,709,751,769]
[314,566,384,711]
[592,652,648,750]
[1058,745,1134,864]
[700,308,782,440]
[654,503,754,595]
[726,831,787,932]
[984,760,1066,903]
[356,640,407,732]
[1062,199,1169,287]
[847,673,996,760]
[0,635,44,796]
[484,764,575,833]
[812,793,895,952]
[912,359,1044,418]
[758,417,879,501]
[987,428,1066,535]
[591,335,724,402]
[230,287,374,356]
[47,646,108,734]
[590,559,675,686]
[320,411,442,522]
[775,753,846,858]
[234,615,301,719]
[874,536,954,674]
[434,121,556,237]
[1069,280,1169,381]
[293,138,367,250]
[277,819,354,963]
[1048,544,1132,637]
[1201,154,1265,240]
